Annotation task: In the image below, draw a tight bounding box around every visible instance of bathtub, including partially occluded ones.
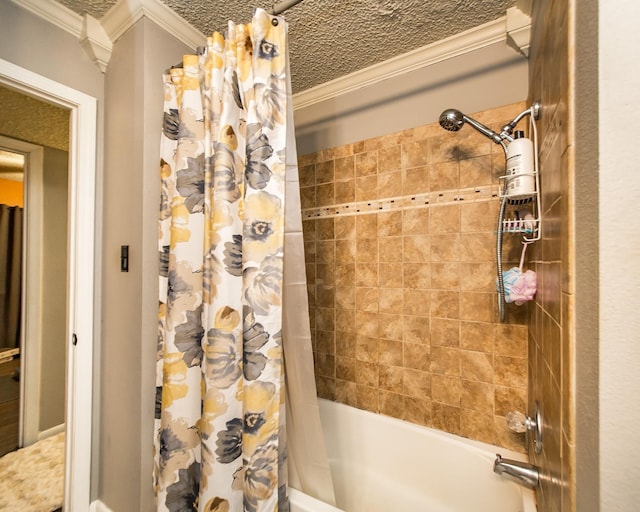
[289,399,536,512]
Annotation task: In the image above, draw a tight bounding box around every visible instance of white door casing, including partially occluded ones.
[0,58,97,511]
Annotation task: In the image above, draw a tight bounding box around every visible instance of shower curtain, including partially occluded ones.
[155,9,334,512]
[0,204,22,350]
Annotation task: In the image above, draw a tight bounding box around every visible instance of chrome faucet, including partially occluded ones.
[493,454,539,489]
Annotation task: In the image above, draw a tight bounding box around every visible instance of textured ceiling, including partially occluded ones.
[56,0,516,93]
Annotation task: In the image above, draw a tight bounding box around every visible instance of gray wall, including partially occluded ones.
[100,17,191,511]
[39,146,68,432]
[294,41,528,155]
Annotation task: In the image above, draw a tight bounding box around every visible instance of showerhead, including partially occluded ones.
[438,108,503,144]
[439,109,465,132]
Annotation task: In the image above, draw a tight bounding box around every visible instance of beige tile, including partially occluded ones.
[336,239,356,263]
[379,313,403,341]
[378,339,403,367]
[316,183,334,207]
[402,315,430,344]
[404,289,431,316]
[335,333,355,357]
[460,201,498,233]
[300,186,316,210]
[379,364,404,393]
[316,240,335,264]
[315,352,335,378]
[459,233,494,261]
[459,262,494,292]
[403,263,431,289]
[335,309,356,334]
[494,355,527,389]
[356,214,378,238]
[378,145,402,172]
[403,234,430,262]
[494,324,528,357]
[403,368,431,398]
[356,335,378,362]
[460,409,496,445]
[335,380,357,407]
[355,150,378,177]
[355,263,378,287]
[299,163,316,188]
[461,380,494,412]
[459,155,493,188]
[378,211,403,237]
[402,166,430,195]
[379,287,404,314]
[431,375,462,406]
[355,311,379,338]
[430,234,462,262]
[460,322,494,352]
[356,287,379,312]
[431,346,461,376]
[355,360,379,387]
[460,350,494,383]
[334,264,355,287]
[402,140,430,168]
[356,385,379,412]
[316,218,335,240]
[315,330,335,355]
[335,180,355,204]
[494,386,527,417]
[315,307,335,331]
[403,397,432,426]
[316,160,334,184]
[428,135,459,165]
[430,318,460,347]
[430,204,461,233]
[335,356,355,382]
[316,376,335,400]
[460,292,495,323]
[431,262,460,289]
[493,416,526,452]
[355,175,378,201]
[432,402,461,435]
[335,155,355,180]
[402,208,430,235]
[379,262,403,287]
[403,342,430,372]
[379,390,405,419]
[430,290,460,319]
[378,171,403,199]
[356,238,378,263]
[334,286,355,310]
[429,160,459,192]
[379,238,403,263]
[334,216,356,240]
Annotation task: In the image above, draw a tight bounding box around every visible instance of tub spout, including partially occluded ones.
[493,454,539,489]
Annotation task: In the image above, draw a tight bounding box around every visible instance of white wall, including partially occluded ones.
[599,0,640,509]
[294,41,528,155]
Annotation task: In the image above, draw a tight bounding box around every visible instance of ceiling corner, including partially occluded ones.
[506,5,532,57]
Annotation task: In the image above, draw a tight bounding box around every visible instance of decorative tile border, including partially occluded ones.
[302,184,500,219]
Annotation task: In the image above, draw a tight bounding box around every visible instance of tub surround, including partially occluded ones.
[299,102,530,453]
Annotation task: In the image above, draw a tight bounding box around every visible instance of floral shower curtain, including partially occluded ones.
[155,9,333,512]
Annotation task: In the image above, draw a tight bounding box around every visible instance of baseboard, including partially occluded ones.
[38,423,65,440]
[90,499,114,512]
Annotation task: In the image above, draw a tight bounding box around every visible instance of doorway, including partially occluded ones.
[0,58,97,510]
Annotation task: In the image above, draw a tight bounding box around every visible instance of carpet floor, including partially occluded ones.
[0,433,64,511]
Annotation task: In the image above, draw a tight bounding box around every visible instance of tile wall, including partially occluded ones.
[528,0,575,510]
[298,101,532,452]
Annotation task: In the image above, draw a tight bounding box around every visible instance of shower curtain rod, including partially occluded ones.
[270,0,304,15]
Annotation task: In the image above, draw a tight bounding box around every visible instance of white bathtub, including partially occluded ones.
[289,399,536,512]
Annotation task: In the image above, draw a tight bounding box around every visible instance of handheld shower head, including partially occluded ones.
[439,109,465,132]
[438,108,503,144]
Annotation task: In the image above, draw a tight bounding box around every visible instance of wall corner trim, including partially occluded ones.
[292,16,509,111]
[101,0,204,49]
[506,6,532,57]
[80,14,113,73]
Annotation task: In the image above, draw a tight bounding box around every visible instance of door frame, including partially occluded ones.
[0,58,97,511]
[0,135,45,447]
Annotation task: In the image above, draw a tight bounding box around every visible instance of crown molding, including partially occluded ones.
[101,0,204,49]
[506,6,532,57]
[80,14,113,73]
[292,16,511,111]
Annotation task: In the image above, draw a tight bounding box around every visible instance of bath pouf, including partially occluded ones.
[501,267,537,305]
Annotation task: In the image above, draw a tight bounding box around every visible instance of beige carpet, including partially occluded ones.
[0,432,65,511]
